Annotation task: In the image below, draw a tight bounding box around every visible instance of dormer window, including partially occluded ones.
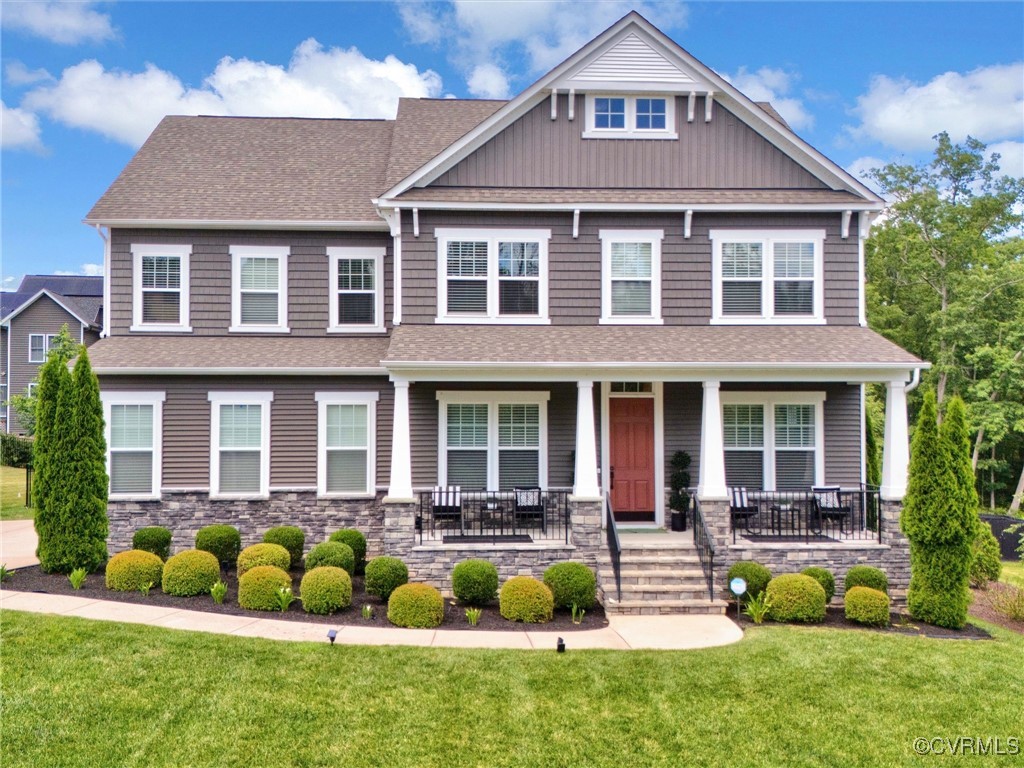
[584,95,676,139]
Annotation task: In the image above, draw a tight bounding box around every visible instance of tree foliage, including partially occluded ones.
[7,324,80,436]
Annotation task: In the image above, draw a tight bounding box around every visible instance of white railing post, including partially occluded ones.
[698,380,728,499]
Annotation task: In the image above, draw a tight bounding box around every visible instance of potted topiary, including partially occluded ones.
[668,451,692,532]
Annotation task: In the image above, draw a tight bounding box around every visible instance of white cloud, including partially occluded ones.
[23,39,443,147]
[1,1,116,45]
[847,63,1024,152]
[1,100,44,151]
[467,64,510,99]
[5,62,55,87]
[988,141,1024,179]
[55,263,104,277]
[723,67,814,131]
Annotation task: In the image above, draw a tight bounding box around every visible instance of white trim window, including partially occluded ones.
[435,228,551,324]
[710,230,826,324]
[101,392,165,500]
[327,247,385,333]
[28,333,58,363]
[131,244,191,332]
[316,392,378,496]
[27,382,38,397]
[230,246,289,332]
[721,392,825,491]
[438,391,549,490]
[600,229,664,323]
[583,95,677,139]
[208,391,273,498]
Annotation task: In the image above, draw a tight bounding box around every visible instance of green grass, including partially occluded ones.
[0,466,33,520]
[1,611,1022,767]
[1001,560,1024,588]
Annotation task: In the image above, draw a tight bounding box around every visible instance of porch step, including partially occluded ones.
[599,568,707,586]
[619,554,702,569]
[602,597,728,616]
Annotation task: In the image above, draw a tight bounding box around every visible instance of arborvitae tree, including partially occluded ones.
[864,404,882,528]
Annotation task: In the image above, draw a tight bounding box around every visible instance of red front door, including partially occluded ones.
[609,397,655,522]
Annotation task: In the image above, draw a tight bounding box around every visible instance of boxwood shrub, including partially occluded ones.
[365,556,409,600]
[499,576,554,623]
[195,525,241,568]
[801,566,836,604]
[845,586,891,626]
[162,549,220,597]
[305,541,355,574]
[263,526,305,569]
[726,560,772,601]
[845,565,888,595]
[388,583,444,628]
[766,573,826,623]
[237,543,290,577]
[451,559,499,605]
[300,566,352,615]
[238,565,292,611]
[329,530,367,574]
[132,527,172,560]
[543,562,597,610]
[105,550,164,592]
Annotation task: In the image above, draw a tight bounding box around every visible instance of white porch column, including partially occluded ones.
[573,380,601,499]
[386,378,414,500]
[698,380,728,499]
[881,380,909,501]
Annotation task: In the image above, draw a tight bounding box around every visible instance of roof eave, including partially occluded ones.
[82,218,390,232]
[0,289,93,327]
[373,199,884,213]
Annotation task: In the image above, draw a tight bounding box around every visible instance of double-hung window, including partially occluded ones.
[327,247,385,332]
[101,392,165,499]
[208,392,273,498]
[600,230,663,323]
[439,392,548,490]
[230,246,289,332]
[722,393,825,491]
[316,392,378,496]
[436,229,550,323]
[584,95,676,139]
[28,334,57,363]
[131,244,191,331]
[711,230,825,323]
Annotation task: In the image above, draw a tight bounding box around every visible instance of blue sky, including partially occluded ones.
[2,1,1022,287]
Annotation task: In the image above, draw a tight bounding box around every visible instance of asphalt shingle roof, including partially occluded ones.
[18,275,103,297]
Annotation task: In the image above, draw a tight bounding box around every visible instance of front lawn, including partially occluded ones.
[0,466,32,520]
[2,611,1021,767]
[1001,560,1024,588]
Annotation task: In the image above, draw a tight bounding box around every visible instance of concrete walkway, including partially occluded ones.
[0,588,743,651]
[0,519,39,569]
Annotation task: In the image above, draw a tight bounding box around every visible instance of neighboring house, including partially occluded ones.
[0,275,104,433]
[84,13,922,610]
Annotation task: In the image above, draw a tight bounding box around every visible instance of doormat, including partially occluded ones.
[442,534,533,544]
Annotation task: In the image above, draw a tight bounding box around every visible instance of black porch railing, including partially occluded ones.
[605,494,622,602]
[729,485,883,544]
[691,496,716,601]
[416,489,570,544]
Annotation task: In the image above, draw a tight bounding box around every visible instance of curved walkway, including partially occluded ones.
[0,589,743,651]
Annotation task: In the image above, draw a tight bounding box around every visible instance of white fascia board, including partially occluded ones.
[93,367,388,376]
[0,289,93,327]
[374,200,884,213]
[84,218,389,232]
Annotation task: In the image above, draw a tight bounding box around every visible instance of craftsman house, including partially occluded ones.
[84,13,921,611]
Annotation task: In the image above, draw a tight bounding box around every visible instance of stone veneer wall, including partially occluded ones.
[699,499,911,605]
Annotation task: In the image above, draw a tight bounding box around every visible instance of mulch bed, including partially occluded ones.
[726,602,993,640]
[968,583,1024,635]
[3,565,606,633]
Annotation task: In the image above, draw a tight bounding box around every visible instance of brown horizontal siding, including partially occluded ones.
[108,229,393,337]
[1,328,8,431]
[663,382,703,486]
[436,94,827,190]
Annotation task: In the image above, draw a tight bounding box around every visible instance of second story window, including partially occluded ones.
[28,334,58,363]
[131,244,191,332]
[328,247,385,332]
[436,229,551,324]
[585,95,676,139]
[600,230,664,324]
[230,246,289,333]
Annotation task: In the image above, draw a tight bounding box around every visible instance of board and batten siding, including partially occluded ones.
[107,229,393,337]
[402,210,861,326]
[98,375,393,489]
[435,94,828,190]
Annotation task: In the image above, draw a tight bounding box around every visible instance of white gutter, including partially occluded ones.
[93,367,388,376]
[92,224,110,337]
[385,360,929,372]
[84,218,389,232]
[905,367,922,392]
[372,199,884,213]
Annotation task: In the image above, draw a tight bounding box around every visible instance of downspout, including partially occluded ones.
[91,224,111,337]
[905,368,921,393]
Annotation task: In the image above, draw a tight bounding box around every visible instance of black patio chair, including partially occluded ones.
[431,486,462,532]
[811,486,852,534]
[729,487,759,532]
[513,487,545,533]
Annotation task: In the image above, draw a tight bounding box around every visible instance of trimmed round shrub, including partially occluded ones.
[499,576,554,624]
[969,523,1002,588]
[132,527,172,560]
[801,566,836,604]
[727,560,772,602]
[543,561,597,610]
[105,550,164,592]
[845,586,891,627]
[766,574,827,623]
[845,565,888,595]
[305,541,355,574]
[452,559,499,605]
[263,526,305,569]
[237,543,291,577]
[388,583,444,628]
[300,566,352,615]
[238,565,292,611]
[329,530,367,574]
[365,556,409,601]
[162,549,220,597]
[195,525,241,568]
